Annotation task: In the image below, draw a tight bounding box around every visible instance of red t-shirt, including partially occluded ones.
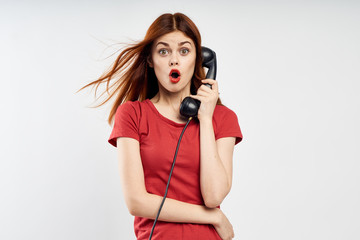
[108,99,243,240]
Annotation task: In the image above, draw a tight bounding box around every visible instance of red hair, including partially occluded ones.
[78,13,221,125]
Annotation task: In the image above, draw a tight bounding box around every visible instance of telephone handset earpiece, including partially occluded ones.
[179,46,217,118]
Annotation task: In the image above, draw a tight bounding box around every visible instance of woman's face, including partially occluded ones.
[149,31,196,95]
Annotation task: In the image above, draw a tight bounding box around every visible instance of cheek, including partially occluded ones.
[153,58,167,73]
[186,57,196,74]
[152,60,169,84]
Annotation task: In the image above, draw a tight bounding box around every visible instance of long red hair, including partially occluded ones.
[78,13,221,125]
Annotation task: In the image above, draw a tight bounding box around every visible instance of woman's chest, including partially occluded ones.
[139,122,200,173]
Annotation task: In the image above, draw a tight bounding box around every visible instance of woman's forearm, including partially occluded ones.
[117,137,220,225]
[129,191,220,225]
[199,118,231,208]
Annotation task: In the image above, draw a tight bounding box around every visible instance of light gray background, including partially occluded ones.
[1,1,359,239]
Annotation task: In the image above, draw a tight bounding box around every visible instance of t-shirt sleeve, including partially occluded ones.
[108,101,140,147]
[214,106,243,145]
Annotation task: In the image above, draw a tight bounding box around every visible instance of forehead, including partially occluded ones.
[154,31,194,46]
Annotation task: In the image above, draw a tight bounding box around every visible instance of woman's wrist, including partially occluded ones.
[209,207,222,226]
[198,116,213,125]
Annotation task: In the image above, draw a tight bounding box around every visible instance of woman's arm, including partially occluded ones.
[190,79,236,208]
[116,137,220,224]
[199,120,235,208]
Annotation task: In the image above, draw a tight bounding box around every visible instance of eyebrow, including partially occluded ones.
[155,41,192,47]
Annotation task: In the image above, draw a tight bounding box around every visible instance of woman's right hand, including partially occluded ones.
[213,209,234,240]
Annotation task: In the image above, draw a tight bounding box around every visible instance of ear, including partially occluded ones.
[147,56,153,68]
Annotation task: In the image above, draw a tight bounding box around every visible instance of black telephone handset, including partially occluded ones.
[179,46,217,118]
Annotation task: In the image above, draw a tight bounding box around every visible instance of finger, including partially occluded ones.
[201,79,218,93]
[198,84,213,94]
[198,89,219,101]
[201,79,216,85]
[196,91,208,97]
[197,88,216,98]
[189,94,204,102]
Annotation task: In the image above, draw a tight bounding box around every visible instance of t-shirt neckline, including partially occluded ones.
[145,99,191,127]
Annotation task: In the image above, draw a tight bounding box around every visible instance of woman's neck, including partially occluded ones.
[150,87,191,122]
[151,84,191,107]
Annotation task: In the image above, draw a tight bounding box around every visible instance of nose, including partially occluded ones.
[169,54,179,66]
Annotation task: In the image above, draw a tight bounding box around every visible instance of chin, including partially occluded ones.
[159,80,191,93]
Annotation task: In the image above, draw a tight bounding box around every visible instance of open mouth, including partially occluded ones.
[169,69,181,83]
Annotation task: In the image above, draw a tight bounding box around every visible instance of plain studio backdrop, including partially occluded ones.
[1,0,359,239]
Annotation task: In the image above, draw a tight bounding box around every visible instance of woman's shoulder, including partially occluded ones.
[214,104,238,119]
[113,100,143,121]
[115,99,149,112]
[213,104,243,144]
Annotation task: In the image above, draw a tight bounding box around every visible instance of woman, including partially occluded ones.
[80,13,242,240]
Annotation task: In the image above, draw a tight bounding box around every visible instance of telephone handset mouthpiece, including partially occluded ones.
[179,46,217,118]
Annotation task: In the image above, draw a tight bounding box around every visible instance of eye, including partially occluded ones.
[180,48,189,55]
[159,49,169,55]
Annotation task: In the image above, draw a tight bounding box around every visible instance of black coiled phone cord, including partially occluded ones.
[148,117,193,240]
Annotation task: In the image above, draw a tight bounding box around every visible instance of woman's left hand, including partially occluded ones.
[190,79,219,121]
